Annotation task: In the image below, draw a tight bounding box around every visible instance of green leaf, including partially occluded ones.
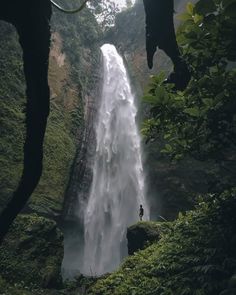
[162,144,173,153]
[187,2,194,15]
[164,133,171,140]
[183,107,201,117]
[193,14,204,24]
[202,98,214,107]
[184,31,198,39]
[143,95,157,104]
[154,87,169,103]
[178,12,193,22]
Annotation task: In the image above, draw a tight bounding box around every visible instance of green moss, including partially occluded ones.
[0,22,76,215]
[0,214,63,289]
[29,107,76,215]
[89,190,236,295]
[0,23,25,209]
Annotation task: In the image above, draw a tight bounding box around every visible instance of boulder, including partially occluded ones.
[127,221,170,255]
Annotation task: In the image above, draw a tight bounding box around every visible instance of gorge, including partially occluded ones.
[0,0,236,294]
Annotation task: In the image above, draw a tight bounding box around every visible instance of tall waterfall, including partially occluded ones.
[81,44,149,275]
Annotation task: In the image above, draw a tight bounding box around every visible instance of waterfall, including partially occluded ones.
[80,44,149,276]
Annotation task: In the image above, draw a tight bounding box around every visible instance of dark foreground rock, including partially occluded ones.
[127,221,170,255]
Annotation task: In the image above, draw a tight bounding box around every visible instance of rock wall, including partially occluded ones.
[0,6,102,220]
[0,6,102,292]
[62,54,102,224]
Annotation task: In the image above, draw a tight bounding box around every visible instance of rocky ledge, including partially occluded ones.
[127,221,171,255]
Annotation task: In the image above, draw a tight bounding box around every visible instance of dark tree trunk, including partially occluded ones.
[0,0,52,242]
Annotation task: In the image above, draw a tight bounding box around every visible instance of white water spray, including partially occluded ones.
[81,44,149,275]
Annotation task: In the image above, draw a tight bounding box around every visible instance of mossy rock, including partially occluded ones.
[0,214,63,289]
[127,221,171,255]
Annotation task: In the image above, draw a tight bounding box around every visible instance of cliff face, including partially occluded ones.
[50,8,103,224]
[0,6,102,220]
[0,7,101,292]
[62,48,101,224]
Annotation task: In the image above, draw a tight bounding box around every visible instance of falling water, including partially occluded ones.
[80,44,149,276]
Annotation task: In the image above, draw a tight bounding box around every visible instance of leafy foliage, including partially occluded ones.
[52,0,102,85]
[89,190,236,295]
[142,0,236,161]
[142,0,236,200]
[89,0,119,29]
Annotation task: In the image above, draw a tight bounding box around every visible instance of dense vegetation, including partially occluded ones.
[142,0,236,219]
[89,191,236,295]
[142,0,236,194]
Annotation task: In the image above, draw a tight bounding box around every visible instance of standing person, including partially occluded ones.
[143,0,191,90]
[139,205,144,221]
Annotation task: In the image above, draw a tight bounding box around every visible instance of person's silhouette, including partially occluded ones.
[139,204,144,221]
